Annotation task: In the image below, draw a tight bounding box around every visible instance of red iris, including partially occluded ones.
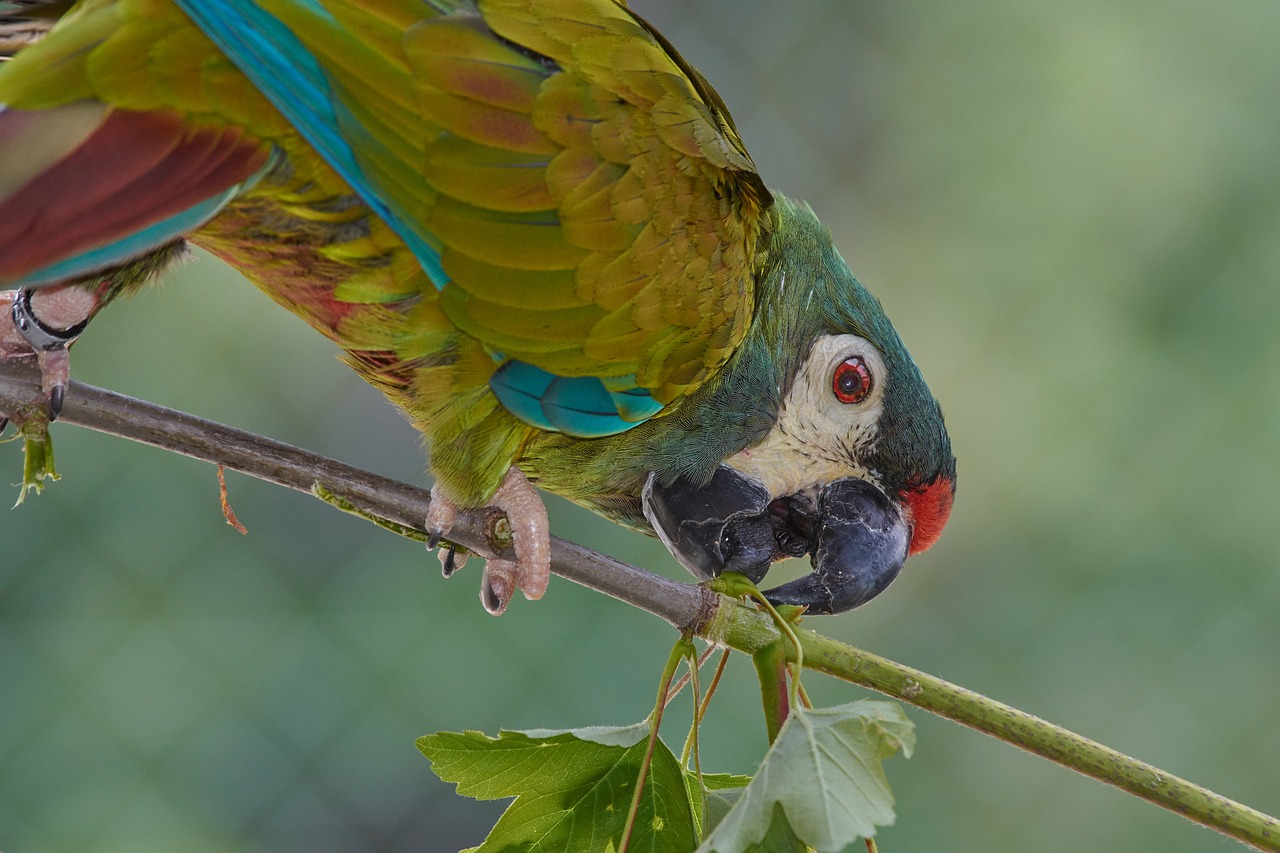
[832,356,872,404]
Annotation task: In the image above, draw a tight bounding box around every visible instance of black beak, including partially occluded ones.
[762,478,909,614]
[642,469,911,615]
[641,466,777,583]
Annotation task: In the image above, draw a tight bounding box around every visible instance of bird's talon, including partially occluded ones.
[48,385,65,421]
[440,545,469,577]
[488,467,550,602]
[481,565,513,615]
[425,484,459,577]
[425,486,458,542]
[425,485,470,579]
[34,347,71,422]
[4,288,88,422]
[427,469,549,611]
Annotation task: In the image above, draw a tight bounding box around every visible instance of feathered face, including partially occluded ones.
[642,212,955,615]
[643,329,954,614]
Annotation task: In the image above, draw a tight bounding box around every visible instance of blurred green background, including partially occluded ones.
[3,1,1280,850]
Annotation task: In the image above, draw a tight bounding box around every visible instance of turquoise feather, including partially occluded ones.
[173,0,449,287]
[490,361,664,437]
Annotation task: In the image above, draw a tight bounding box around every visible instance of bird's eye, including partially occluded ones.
[832,356,872,404]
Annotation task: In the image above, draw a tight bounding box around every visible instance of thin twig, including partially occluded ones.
[2,361,1277,852]
[665,643,718,707]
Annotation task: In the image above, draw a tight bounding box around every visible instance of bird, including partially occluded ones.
[0,0,955,615]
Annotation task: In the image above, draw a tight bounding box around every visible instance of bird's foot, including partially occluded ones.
[0,286,96,423]
[426,467,550,615]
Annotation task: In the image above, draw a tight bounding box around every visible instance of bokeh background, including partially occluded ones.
[3,1,1280,850]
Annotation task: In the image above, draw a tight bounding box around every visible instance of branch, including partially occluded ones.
[2,360,1277,852]
[0,360,706,627]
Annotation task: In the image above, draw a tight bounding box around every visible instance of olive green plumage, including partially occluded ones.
[0,0,954,601]
[521,195,954,532]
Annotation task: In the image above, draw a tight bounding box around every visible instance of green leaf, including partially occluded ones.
[517,720,652,748]
[687,773,752,839]
[418,724,698,853]
[743,805,808,853]
[702,774,753,791]
[696,700,914,853]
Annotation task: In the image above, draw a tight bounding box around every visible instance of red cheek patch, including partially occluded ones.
[901,476,954,555]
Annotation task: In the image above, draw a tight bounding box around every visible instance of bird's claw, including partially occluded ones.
[480,563,514,614]
[425,490,461,574]
[48,383,65,421]
[439,545,466,577]
[426,467,549,615]
[35,347,70,422]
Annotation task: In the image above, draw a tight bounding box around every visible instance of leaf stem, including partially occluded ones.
[745,585,805,711]
[678,651,703,769]
[752,639,790,744]
[665,643,716,708]
[620,636,692,853]
[681,648,707,842]
[697,649,731,726]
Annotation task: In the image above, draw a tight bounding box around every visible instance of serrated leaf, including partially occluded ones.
[701,774,753,792]
[743,804,808,853]
[518,720,652,748]
[419,726,698,853]
[685,773,753,838]
[698,779,745,838]
[696,700,914,853]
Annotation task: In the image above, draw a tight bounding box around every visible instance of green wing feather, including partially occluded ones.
[434,0,771,404]
[245,0,773,406]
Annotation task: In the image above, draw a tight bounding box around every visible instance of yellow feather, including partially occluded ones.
[423,136,554,212]
[428,197,587,270]
[442,249,582,310]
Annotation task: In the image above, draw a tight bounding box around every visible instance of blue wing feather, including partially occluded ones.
[491,361,663,438]
[608,385,666,422]
[172,0,449,288]
[488,361,557,433]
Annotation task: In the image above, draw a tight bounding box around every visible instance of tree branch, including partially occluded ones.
[2,360,1277,852]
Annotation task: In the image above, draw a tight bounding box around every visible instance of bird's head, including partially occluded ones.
[643,197,955,613]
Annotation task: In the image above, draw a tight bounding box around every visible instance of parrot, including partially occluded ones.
[0,0,956,615]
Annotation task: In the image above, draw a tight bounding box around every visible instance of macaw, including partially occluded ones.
[0,0,955,615]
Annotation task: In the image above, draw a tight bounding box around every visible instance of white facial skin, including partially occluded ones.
[724,333,885,497]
